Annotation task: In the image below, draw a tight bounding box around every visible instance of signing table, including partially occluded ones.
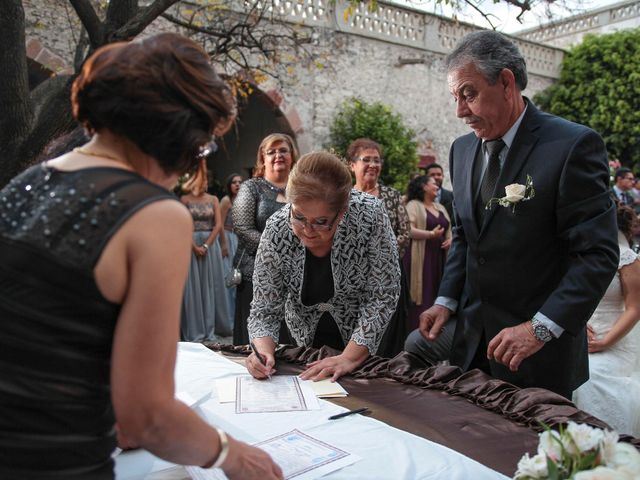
[116,343,510,479]
[116,342,638,479]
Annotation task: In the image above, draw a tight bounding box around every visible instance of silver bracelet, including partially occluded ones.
[202,243,209,250]
[211,428,230,469]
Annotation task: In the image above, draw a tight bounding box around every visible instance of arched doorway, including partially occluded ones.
[208,88,295,194]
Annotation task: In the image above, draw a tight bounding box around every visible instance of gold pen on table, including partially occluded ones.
[249,341,271,380]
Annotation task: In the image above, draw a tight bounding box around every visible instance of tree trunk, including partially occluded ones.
[19,76,78,170]
[0,0,33,187]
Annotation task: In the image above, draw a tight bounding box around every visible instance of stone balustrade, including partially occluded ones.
[245,0,565,78]
[518,0,640,45]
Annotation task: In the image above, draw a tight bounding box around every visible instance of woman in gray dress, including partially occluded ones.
[180,160,231,340]
[232,133,298,344]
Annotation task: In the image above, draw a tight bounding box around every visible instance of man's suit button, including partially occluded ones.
[478,257,486,265]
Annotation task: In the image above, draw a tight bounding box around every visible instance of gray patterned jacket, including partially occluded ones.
[248,190,400,354]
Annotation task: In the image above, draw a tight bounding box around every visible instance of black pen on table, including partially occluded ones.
[249,341,271,379]
[328,407,369,420]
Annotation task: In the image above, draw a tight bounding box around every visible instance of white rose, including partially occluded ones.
[514,453,548,479]
[600,429,620,464]
[573,466,628,480]
[607,443,640,472]
[538,430,563,462]
[565,422,604,455]
[504,183,526,202]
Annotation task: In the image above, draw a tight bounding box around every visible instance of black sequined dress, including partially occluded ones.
[0,164,176,479]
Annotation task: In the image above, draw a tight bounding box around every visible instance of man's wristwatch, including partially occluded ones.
[531,318,553,343]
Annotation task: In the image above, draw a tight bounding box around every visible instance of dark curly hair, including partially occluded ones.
[617,203,638,241]
[406,175,432,202]
[71,33,234,175]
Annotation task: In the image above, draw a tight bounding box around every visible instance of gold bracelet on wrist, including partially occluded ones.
[210,428,229,469]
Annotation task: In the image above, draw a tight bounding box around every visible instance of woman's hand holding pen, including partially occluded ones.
[247,338,276,379]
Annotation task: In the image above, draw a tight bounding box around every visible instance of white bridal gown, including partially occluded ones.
[573,233,640,437]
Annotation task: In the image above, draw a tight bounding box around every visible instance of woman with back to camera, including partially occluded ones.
[0,33,282,480]
[232,133,298,345]
[246,152,400,381]
[180,160,231,341]
[347,138,410,357]
[220,173,243,322]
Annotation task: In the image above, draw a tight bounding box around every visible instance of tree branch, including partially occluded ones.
[161,11,229,38]
[109,0,181,42]
[68,0,104,48]
[74,27,90,73]
[106,0,138,34]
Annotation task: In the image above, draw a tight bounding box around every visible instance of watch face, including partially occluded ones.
[534,324,552,342]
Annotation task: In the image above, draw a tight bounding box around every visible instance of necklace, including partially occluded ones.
[73,147,125,164]
[363,184,379,195]
[263,178,286,195]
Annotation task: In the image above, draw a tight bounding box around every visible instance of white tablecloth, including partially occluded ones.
[115,343,509,480]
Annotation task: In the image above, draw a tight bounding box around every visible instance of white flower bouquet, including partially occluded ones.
[514,422,640,479]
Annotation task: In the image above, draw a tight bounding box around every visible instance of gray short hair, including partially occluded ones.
[445,31,528,91]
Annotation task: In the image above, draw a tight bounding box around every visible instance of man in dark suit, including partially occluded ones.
[406,31,618,398]
[611,167,635,207]
[423,163,454,220]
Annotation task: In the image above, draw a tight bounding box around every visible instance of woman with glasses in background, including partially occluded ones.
[246,152,400,381]
[232,133,298,345]
[347,138,410,357]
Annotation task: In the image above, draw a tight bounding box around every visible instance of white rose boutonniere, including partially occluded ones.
[486,174,535,213]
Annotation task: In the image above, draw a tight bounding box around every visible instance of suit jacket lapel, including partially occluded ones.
[460,137,482,240]
[480,102,541,234]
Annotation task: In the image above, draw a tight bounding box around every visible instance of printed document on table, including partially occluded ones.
[185,429,359,480]
[216,377,347,403]
[236,375,319,413]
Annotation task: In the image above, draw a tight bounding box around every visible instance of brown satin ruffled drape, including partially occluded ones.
[205,343,640,477]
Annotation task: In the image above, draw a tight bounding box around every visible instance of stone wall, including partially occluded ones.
[260,27,555,186]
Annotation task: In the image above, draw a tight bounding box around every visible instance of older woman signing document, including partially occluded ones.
[246,152,400,381]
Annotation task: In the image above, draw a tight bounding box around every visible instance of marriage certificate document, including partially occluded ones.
[235,375,319,413]
[186,429,359,480]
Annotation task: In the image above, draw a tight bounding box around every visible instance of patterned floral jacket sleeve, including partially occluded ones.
[378,184,410,258]
[248,190,400,354]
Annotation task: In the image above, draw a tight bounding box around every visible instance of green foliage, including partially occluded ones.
[533,29,640,171]
[327,97,418,191]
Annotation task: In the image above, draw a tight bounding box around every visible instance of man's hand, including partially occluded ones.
[487,321,545,372]
[418,305,451,341]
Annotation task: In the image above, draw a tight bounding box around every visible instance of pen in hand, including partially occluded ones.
[328,407,369,420]
[249,341,271,379]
